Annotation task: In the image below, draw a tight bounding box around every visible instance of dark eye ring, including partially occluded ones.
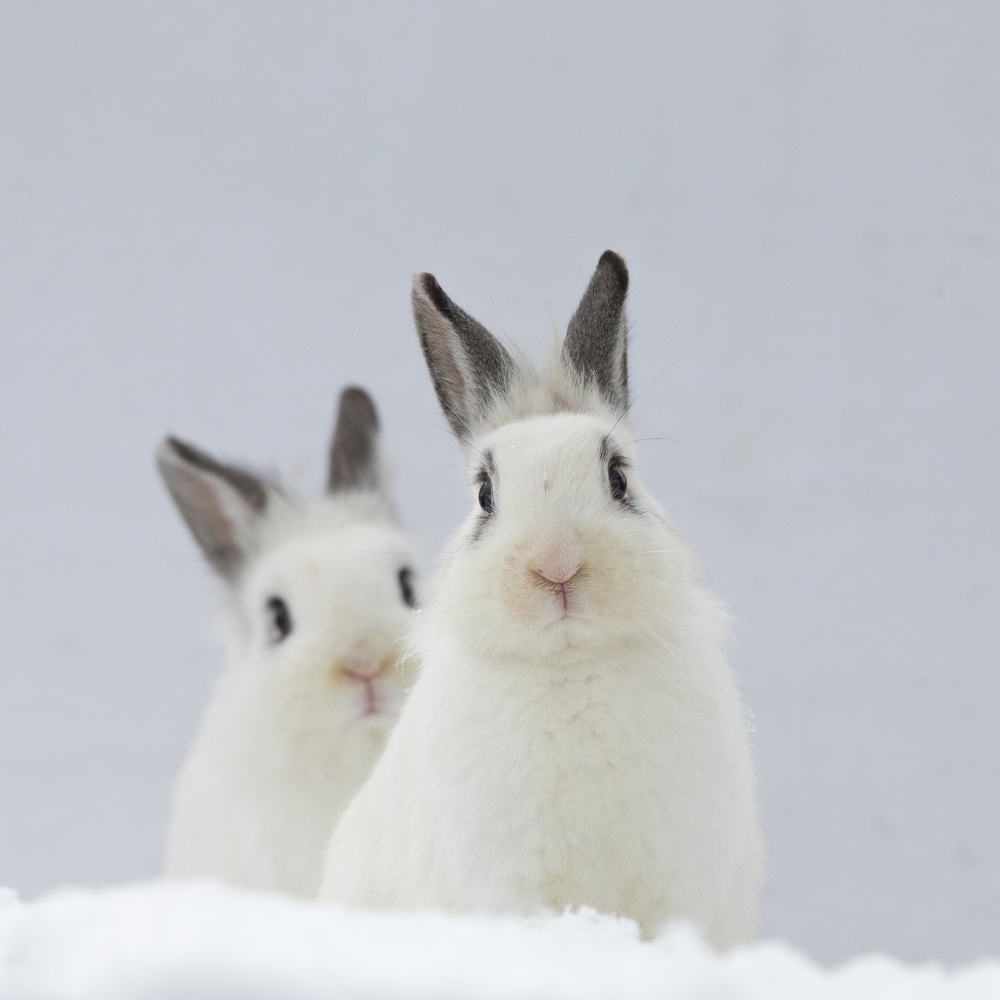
[478,477,494,514]
[266,596,293,643]
[398,567,417,608]
[609,464,627,502]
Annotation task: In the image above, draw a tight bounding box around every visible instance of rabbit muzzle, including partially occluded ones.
[338,645,398,717]
[531,538,585,621]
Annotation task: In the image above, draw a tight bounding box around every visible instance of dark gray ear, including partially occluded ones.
[156,436,272,582]
[562,250,630,413]
[412,273,516,441]
[328,386,382,493]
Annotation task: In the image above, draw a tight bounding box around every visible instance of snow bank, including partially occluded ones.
[1,882,996,999]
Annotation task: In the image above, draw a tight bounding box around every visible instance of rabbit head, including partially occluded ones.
[158,386,417,735]
[414,251,687,663]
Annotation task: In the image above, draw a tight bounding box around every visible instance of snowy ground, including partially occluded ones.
[1,883,997,1000]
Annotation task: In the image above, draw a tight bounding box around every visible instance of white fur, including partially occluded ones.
[321,408,762,946]
[167,494,418,897]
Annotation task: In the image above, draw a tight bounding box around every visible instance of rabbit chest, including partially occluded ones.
[414,638,743,928]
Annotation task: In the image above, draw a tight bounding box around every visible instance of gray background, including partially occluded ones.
[1,1,997,964]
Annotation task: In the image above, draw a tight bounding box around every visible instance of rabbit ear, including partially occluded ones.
[562,250,630,414]
[156,436,273,582]
[328,386,383,494]
[412,273,516,442]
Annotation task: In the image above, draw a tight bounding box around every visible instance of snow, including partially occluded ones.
[1,882,997,1000]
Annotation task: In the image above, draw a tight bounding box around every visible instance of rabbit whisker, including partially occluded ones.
[619,436,698,449]
[608,348,695,437]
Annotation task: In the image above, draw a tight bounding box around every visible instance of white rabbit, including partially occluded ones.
[159,387,418,897]
[320,254,762,947]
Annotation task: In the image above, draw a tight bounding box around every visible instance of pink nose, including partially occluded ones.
[533,541,581,585]
[341,640,385,679]
[343,657,382,680]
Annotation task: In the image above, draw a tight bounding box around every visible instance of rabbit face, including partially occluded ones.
[436,412,684,661]
[157,385,419,736]
[238,520,417,728]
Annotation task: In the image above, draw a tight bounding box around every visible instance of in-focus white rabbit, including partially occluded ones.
[159,387,418,897]
[321,254,762,946]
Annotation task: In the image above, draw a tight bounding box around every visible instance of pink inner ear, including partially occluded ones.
[426,311,470,414]
[438,347,467,407]
[177,466,238,549]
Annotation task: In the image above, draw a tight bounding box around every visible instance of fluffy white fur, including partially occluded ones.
[320,262,762,947]
[164,453,417,897]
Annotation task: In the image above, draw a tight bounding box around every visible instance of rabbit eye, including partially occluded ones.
[609,464,627,502]
[478,477,494,514]
[266,596,293,643]
[398,567,417,608]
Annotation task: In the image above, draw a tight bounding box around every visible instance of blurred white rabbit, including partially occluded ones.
[159,387,418,896]
[321,254,762,947]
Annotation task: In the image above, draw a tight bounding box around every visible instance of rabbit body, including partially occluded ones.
[161,390,417,897]
[321,258,762,946]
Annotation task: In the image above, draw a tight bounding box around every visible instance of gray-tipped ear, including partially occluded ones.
[328,386,382,494]
[562,250,630,413]
[412,273,516,441]
[156,436,272,582]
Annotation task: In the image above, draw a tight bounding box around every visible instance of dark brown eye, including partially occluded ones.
[398,567,416,608]
[266,596,293,643]
[478,477,494,513]
[609,464,627,502]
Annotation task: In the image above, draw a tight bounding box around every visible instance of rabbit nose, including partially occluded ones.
[342,654,383,680]
[533,540,581,585]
